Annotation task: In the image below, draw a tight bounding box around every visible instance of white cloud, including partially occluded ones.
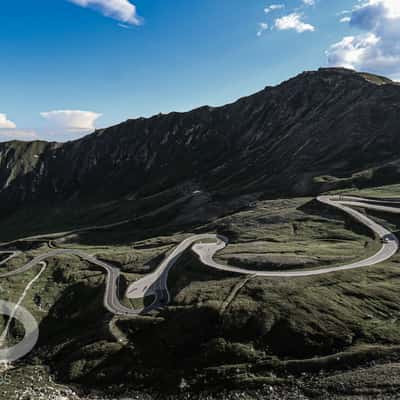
[264,4,285,14]
[327,0,400,79]
[302,0,315,6]
[337,10,351,16]
[257,22,269,37]
[40,110,102,132]
[0,113,38,141]
[340,16,351,23]
[275,13,315,33]
[327,33,380,69]
[0,113,16,129]
[68,0,141,25]
[0,130,38,141]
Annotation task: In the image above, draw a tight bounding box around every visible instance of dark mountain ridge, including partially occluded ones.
[1,67,400,220]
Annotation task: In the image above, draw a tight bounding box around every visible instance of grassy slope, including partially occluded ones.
[209,197,379,271]
[2,188,400,398]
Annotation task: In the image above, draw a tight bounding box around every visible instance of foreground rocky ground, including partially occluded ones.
[5,361,400,399]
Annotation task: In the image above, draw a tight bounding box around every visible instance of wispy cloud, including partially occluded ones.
[0,113,38,141]
[0,129,38,141]
[40,110,102,132]
[327,0,400,80]
[68,0,142,25]
[0,113,16,129]
[118,23,133,29]
[275,13,315,33]
[302,0,315,6]
[257,22,269,37]
[264,4,285,14]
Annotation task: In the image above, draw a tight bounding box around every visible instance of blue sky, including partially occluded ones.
[0,0,399,142]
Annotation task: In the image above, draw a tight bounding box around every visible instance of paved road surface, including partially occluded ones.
[191,195,399,277]
[127,195,399,307]
[1,196,399,316]
[0,249,140,316]
[0,251,21,267]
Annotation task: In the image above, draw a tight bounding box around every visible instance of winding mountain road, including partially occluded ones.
[1,195,399,317]
[190,195,399,278]
[127,195,399,307]
[0,249,140,316]
[0,251,21,267]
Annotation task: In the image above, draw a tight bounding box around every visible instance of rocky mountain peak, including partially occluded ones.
[0,69,400,222]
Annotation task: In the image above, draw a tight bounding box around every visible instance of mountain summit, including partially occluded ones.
[1,68,400,224]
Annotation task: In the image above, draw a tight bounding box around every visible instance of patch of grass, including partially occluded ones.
[200,197,379,271]
[348,183,400,198]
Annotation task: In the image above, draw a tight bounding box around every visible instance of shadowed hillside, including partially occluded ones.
[1,68,400,225]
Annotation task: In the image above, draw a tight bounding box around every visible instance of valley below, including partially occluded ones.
[1,69,400,399]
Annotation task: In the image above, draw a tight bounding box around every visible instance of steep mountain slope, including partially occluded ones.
[1,68,400,220]
[3,69,400,398]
